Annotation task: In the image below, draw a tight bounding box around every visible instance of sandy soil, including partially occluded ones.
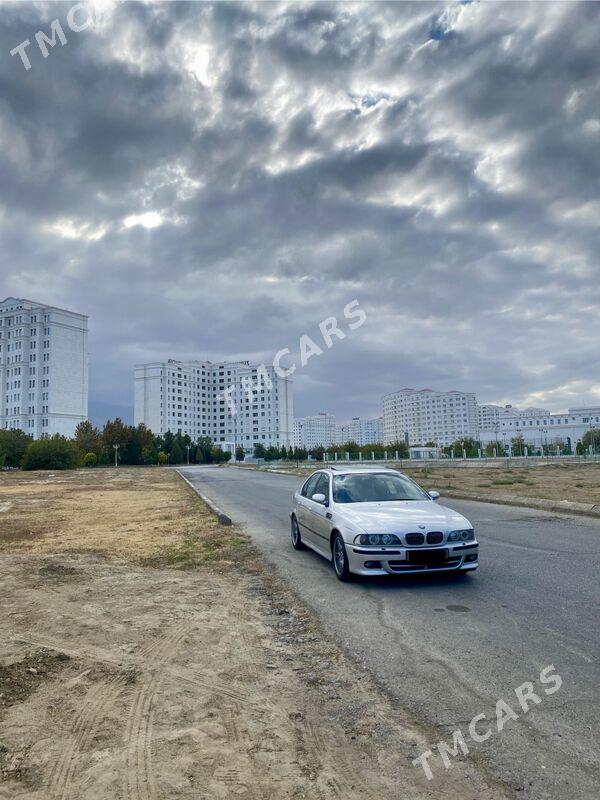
[0,468,508,800]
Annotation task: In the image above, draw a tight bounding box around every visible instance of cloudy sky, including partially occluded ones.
[1,1,599,424]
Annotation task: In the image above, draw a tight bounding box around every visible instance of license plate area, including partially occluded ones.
[408,549,448,564]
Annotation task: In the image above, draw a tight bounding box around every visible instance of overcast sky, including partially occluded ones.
[1,1,599,424]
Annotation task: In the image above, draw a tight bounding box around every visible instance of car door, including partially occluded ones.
[304,472,332,555]
[297,473,321,547]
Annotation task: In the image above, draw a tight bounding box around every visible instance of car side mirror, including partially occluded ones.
[312,492,327,505]
[428,490,440,500]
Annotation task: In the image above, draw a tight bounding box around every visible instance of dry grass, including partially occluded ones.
[404,463,600,503]
[235,461,600,504]
[0,467,249,566]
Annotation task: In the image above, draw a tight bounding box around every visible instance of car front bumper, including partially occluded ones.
[346,541,479,576]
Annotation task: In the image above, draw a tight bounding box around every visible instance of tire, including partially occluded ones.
[332,532,352,582]
[291,515,307,550]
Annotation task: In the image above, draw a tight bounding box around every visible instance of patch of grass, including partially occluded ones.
[0,468,249,569]
[141,531,250,570]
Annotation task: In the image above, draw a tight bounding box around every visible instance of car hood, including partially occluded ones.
[335,500,470,534]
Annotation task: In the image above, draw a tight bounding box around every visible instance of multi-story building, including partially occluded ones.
[477,403,550,434]
[382,388,478,447]
[479,406,600,450]
[337,416,383,446]
[294,412,338,450]
[134,359,293,454]
[0,297,88,438]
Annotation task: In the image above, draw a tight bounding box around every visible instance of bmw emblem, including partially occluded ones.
[418,524,426,530]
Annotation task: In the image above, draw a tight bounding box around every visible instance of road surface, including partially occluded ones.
[179,465,599,799]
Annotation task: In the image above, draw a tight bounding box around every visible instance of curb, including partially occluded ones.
[177,470,232,525]
[440,489,600,518]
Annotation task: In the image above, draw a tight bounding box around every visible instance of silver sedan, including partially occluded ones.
[290,467,478,581]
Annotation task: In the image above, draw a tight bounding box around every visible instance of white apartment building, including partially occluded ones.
[0,297,88,438]
[294,412,338,450]
[134,359,293,454]
[382,388,478,447]
[337,416,383,446]
[479,406,600,450]
[477,403,550,433]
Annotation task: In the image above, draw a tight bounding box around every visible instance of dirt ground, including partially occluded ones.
[0,467,508,800]
[237,461,600,504]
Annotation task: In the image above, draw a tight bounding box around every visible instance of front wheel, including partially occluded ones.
[291,516,307,550]
[332,533,351,582]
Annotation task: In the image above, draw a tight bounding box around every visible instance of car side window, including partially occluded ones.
[314,473,330,501]
[301,474,320,498]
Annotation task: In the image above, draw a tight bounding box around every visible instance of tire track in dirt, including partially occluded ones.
[123,620,196,800]
[232,605,262,683]
[46,675,127,800]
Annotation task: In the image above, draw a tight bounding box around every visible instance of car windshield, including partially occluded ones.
[332,473,429,503]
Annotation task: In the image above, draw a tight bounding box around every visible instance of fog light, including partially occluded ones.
[364,561,382,569]
[465,554,478,562]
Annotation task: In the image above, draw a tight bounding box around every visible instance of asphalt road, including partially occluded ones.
[179,465,600,799]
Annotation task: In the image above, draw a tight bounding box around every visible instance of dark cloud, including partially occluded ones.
[1,1,599,421]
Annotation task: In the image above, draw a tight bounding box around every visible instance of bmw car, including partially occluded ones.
[290,467,478,581]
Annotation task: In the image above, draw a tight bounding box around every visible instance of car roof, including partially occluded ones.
[307,466,404,477]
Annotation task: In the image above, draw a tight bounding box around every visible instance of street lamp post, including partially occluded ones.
[113,443,120,468]
[186,444,191,465]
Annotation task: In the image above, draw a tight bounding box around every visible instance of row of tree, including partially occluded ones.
[0,420,234,470]
[72,420,232,466]
[252,440,411,462]
[3,424,599,471]
[436,433,599,458]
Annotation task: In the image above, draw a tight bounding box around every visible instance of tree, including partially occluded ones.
[22,435,80,471]
[582,429,600,453]
[254,443,266,459]
[128,424,154,465]
[510,435,527,456]
[158,451,169,464]
[280,445,288,460]
[386,440,409,459]
[195,436,212,464]
[211,447,231,463]
[235,446,245,462]
[83,452,98,467]
[264,446,281,461]
[447,437,480,458]
[311,445,325,460]
[0,429,33,468]
[142,446,158,465]
[171,441,184,464]
[74,420,102,456]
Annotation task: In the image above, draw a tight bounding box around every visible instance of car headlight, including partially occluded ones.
[354,533,402,546]
[448,529,475,542]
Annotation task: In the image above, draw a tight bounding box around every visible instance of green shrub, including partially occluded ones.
[0,429,33,468]
[22,435,80,471]
[83,452,98,467]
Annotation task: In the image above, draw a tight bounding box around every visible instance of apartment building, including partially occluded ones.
[382,388,478,447]
[134,359,293,453]
[479,405,600,449]
[477,403,550,433]
[0,297,88,438]
[294,412,338,449]
[337,416,383,446]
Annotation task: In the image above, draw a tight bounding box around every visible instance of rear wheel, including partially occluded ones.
[332,532,351,582]
[291,516,307,550]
